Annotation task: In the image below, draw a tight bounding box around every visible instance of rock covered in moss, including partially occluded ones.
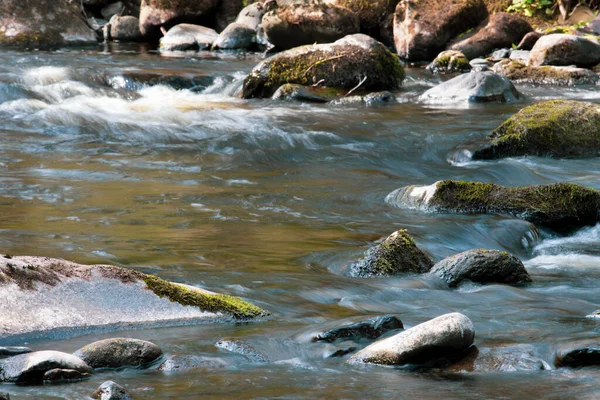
[473,100,600,159]
[159,24,218,51]
[393,0,488,61]
[386,180,600,232]
[528,34,600,68]
[349,230,433,277]
[242,34,404,99]
[420,71,521,103]
[554,339,600,368]
[492,60,599,86]
[92,381,133,400]
[430,249,532,287]
[139,0,219,38]
[426,50,471,74]
[312,315,403,343]
[330,91,396,106]
[262,2,360,50]
[348,313,475,366]
[0,351,91,383]
[449,13,532,60]
[73,338,163,369]
[212,22,255,50]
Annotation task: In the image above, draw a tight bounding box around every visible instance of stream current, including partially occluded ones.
[0,44,599,399]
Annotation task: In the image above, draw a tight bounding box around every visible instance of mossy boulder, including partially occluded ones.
[261,2,360,50]
[426,50,471,74]
[473,100,600,159]
[139,0,219,38]
[393,0,488,61]
[420,71,521,103]
[492,60,599,86]
[242,34,404,99]
[387,180,600,232]
[449,12,533,60]
[528,34,600,68]
[430,249,532,287]
[348,230,433,277]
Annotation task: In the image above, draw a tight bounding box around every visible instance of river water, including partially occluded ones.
[0,44,599,399]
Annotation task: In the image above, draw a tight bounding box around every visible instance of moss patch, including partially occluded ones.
[493,60,599,86]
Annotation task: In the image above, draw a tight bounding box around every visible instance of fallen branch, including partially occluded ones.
[344,76,368,97]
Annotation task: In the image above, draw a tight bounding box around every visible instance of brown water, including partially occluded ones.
[0,44,599,399]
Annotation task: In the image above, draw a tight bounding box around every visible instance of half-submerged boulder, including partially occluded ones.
[446,344,546,372]
[139,0,219,38]
[73,338,163,369]
[386,180,600,232]
[492,60,599,86]
[426,50,471,74]
[348,313,475,366]
[261,2,360,50]
[242,34,404,99]
[0,256,268,340]
[528,34,600,68]
[393,0,488,61]
[212,22,256,50]
[312,315,403,343]
[0,351,91,383]
[473,100,600,159]
[554,339,600,368]
[349,230,433,277]
[272,83,345,103]
[159,24,218,51]
[420,71,521,103]
[92,381,133,400]
[430,249,532,287]
[215,338,269,363]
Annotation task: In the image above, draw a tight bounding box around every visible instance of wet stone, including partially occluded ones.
[43,368,91,382]
[73,338,163,370]
[313,315,404,343]
[555,339,600,368]
[215,338,269,363]
[328,347,357,358]
[0,347,31,357]
[158,355,229,372]
[0,351,91,383]
[92,380,133,400]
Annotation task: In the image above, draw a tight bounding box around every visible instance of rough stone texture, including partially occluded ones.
[349,230,433,277]
[212,22,256,50]
[393,0,488,61]
[388,180,600,232]
[109,16,143,42]
[235,2,268,30]
[528,34,600,68]
[159,23,218,51]
[73,338,163,369]
[0,347,31,357]
[272,84,344,103]
[330,91,396,106]
[92,381,133,400]
[215,338,269,363]
[139,0,219,38]
[335,0,399,34]
[446,344,546,372]
[0,351,91,383]
[430,249,532,287]
[43,368,91,382]
[348,313,475,366]
[516,31,542,50]
[449,13,532,59]
[242,34,404,99]
[426,50,471,74]
[554,339,600,368]
[262,2,360,49]
[158,355,229,372]
[420,71,521,103]
[473,100,600,159]
[0,0,97,47]
[312,315,404,343]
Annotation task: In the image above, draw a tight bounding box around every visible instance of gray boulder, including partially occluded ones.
[73,338,163,369]
[312,315,403,343]
[0,351,91,383]
[235,2,269,30]
[92,381,133,400]
[348,313,475,366]
[528,34,600,68]
[420,71,521,103]
[426,50,471,74]
[349,230,433,277]
[159,24,218,51]
[212,23,256,50]
[43,368,91,382]
[554,339,600,368]
[109,16,143,42]
[139,0,219,38]
[430,249,532,287]
[215,338,269,363]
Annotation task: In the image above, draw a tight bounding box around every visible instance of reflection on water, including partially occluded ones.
[0,47,599,399]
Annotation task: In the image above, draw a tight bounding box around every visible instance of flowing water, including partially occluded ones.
[0,44,599,399]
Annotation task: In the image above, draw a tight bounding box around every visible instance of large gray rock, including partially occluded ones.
[430,249,532,287]
[139,0,219,38]
[0,351,91,383]
[92,381,133,400]
[348,313,475,366]
[492,59,599,86]
[212,23,255,50]
[73,338,163,369]
[528,34,600,68]
[349,230,433,277]
[312,315,404,343]
[0,0,97,47]
[450,13,533,59]
[242,34,405,98]
[159,24,218,51]
[393,0,488,61]
[262,2,360,50]
[420,71,521,103]
[554,339,600,368]
[109,16,143,42]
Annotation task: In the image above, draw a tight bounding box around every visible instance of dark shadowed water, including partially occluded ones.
[0,44,599,399]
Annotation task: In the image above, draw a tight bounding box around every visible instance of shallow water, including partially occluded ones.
[0,44,599,399]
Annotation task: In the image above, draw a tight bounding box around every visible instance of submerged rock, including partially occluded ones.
[446,344,546,372]
[43,368,91,382]
[312,315,403,343]
[528,34,600,68]
[0,347,31,357]
[159,24,218,52]
[393,0,488,61]
[430,249,532,287]
[387,180,600,232]
[212,23,256,50]
[0,351,91,383]
[554,339,600,368]
[330,91,396,106]
[420,71,521,103]
[492,60,599,86]
[272,84,344,103]
[73,338,163,369]
[215,338,269,363]
[92,381,133,400]
[158,355,229,372]
[349,230,433,277]
[426,50,471,74]
[348,313,475,367]
[472,100,600,159]
[242,34,404,99]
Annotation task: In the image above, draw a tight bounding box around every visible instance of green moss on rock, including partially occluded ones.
[427,50,471,74]
[492,60,599,86]
[473,100,600,159]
